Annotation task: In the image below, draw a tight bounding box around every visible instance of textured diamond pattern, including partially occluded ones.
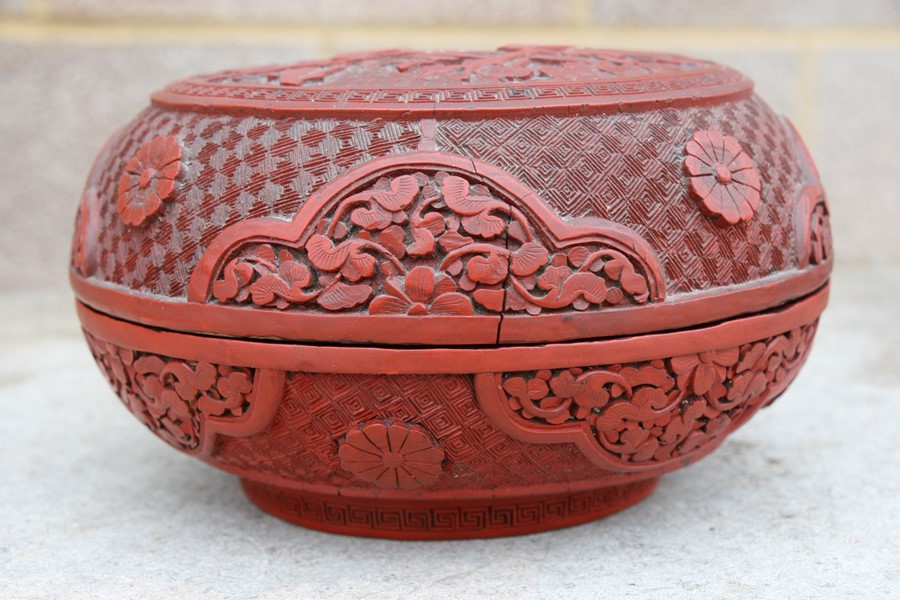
[436,96,802,293]
[89,109,422,296]
[214,372,596,489]
[84,94,804,298]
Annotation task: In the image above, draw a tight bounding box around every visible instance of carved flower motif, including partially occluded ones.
[670,348,740,396]
[72,189,99,276]
[369,265,474,315]
[809,204,832,265]
[117,135,182,226]
[338,422,445,489]
[684,130,761,225]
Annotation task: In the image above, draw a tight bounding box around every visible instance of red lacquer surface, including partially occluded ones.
[71,47,832,539]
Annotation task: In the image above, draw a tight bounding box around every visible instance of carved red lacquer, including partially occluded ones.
[84,332,284,457]
[191,153,665,328]
[338,421,445,489]
[71,47,832,539]
[475,323,816,472]
[116,135,183,226]
[684,130,761,225]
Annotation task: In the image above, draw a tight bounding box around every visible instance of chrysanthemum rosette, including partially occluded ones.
[116,135,182,227]
[683,130,761,226]
[338,421,445,489]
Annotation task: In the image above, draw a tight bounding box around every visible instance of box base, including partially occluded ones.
[240,477,659,540]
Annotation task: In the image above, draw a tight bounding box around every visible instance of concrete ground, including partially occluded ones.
[2,265,897,599]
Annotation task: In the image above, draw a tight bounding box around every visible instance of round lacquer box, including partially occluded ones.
[71,46,832,540]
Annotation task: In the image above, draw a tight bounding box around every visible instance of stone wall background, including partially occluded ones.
[1,0,898,291]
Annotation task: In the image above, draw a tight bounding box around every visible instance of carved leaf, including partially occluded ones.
[407,225,436,256]
[549,370,582,398]
[537,265,572,291]
[369,294,411,315]
[473,288,504,312]
[306,235,350,271]
[212,276,238,303]
[332,221,349,240]
[510,242,549,277]
[619,266,649,301]
[351,202,393,230]
[175,362,218,400]
[737,342,767,372]
[503,376,529,398]
[342,247,377,282]
[430,292,475,316]
[606,288,624,304]
[419,212,447,235]
[249,274,289,305]
[213,259,244,302]
[618,365,674,390]
[461,213,505,239]
[442,176,495,215]
[438,230,474,252]
[503,376,549,400]
[279,260,311,288]
[604,258,625,280]
[507,220,528,244]
[620,427,652,451]
[370,174,419,211]
[317,283,373,310]
[562,273,608,306]
[467,252,508,285]
[567,246,591,268]
[378,225,407,259]
[255,244,276,264]
[381,261,401,278]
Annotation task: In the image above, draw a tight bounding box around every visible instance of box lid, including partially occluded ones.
[71,47,832,346]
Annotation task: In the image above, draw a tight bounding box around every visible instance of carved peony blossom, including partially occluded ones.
[117,135,183,226]
[670,348,740,396]
[684,130,761,225]
[338,422,445,489]
[369,265,474,315]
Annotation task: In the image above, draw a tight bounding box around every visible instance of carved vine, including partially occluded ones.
[808,203,832,266]
[491,322,817,470]
[795,184,832,269]
[210,169,657,315]
[85,333,271,455]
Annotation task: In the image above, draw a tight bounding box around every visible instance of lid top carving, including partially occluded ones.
[213,46,717,88]
[153,46,752,117]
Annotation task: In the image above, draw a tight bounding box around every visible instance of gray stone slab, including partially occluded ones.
[1,265,898,599]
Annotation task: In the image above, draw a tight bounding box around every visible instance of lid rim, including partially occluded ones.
[71,265,831,347]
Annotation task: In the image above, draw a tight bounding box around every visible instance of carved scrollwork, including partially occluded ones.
[192,153,665,319]
[795,184,832,269]
[475,322,817,473]
[84,332,284,456]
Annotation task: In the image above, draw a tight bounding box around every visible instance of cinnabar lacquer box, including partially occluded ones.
[71,46,831,539]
